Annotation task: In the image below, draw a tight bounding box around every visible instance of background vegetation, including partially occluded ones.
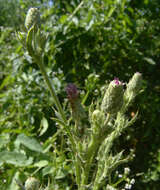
[0,0,160,189]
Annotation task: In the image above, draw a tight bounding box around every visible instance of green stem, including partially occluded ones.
[75,155,81,188]
[92,182,99,190]
[104,113,110,126]
[67,0,84,23]
[34,54,79,163]
[34,55,67,124]
[112,176,126,187]
[81,90,89,105]
[80,136,99,189]
[81,114,111,189]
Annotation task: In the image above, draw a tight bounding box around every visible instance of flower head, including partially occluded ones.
[101,78,124,114]
[66,83,79,102]
[114,77,121,85]
[127,72,142,93]
[91,109,105,126]
[25,8,40,30]
[66,83,86,123]
[125,72,142,99]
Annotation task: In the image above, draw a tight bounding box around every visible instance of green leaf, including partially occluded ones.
[59,15,68,24]
[0,134,10,148]
[9,172,21,190]
[39,117,49,136]
[55,169,66,179]
[34,160,49,168]
[144,57,156,65]
[16,31,26,47]
[0,151,33,166]
[26,26,35,56]
[15,133,43,153]
[42,165,54,176]
[105,6,116,21]
[0,75,13,90]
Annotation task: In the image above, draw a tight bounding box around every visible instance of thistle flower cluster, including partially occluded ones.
[64,76,142,189]
[19,8,143,190]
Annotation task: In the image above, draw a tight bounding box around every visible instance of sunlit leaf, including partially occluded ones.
[0,151,33,166]
[39,117,49,136]
[144,57,156,65]
[15,134,43,152]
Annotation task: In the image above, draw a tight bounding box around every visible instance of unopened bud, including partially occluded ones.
[25,177,40,190]
[101,78,124,114]
[126,72,142,96]
[25,8,40,30]
[92,109,105,124]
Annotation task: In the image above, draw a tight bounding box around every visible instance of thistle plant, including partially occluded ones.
[17,8,143,190]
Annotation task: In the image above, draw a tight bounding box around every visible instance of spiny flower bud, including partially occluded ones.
[101,78,124,114]
[66,83,86,121]
[91,109,105,134]
[25,177,40,190]
[92,109,105,124]
[126,72,142,95]
[25,8,40,30]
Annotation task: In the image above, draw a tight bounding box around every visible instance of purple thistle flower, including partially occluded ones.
[66,83,86,122]
[114,78,121,85]
[66,83,79,101]
[112,78,124,87]
[135,72,141,75]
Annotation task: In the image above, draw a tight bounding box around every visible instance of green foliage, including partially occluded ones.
[0,0,160,189]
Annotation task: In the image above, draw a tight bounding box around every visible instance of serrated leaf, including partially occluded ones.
[51,117,66,127]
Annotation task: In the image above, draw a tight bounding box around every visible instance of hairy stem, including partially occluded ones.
[34,55,67,124]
